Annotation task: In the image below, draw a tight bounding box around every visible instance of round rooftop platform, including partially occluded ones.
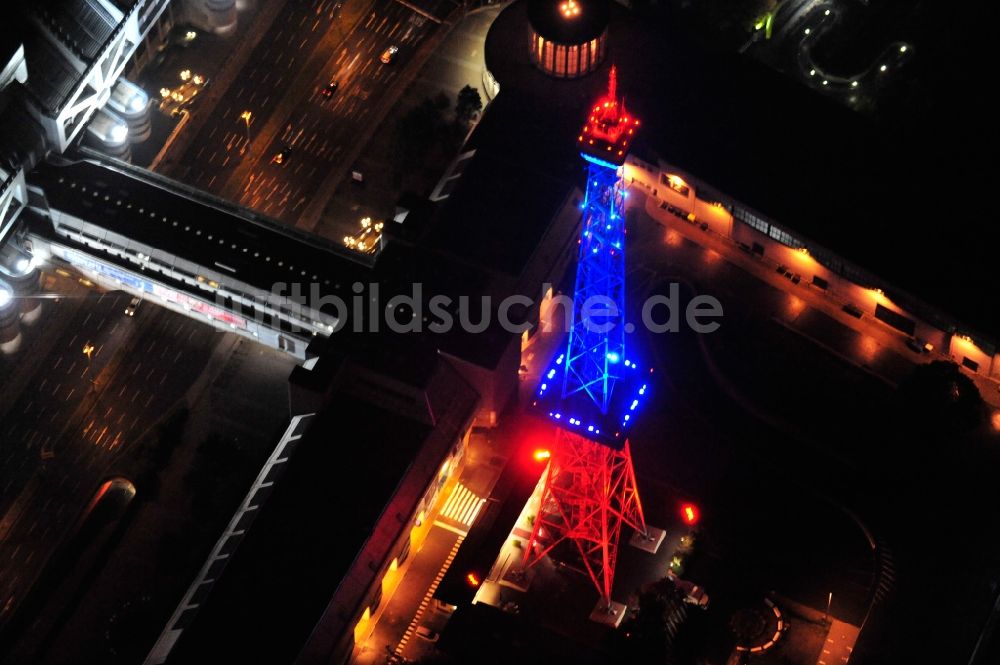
[526,0,610,45]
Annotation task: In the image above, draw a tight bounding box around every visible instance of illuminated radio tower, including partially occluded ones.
[524,67,661,618]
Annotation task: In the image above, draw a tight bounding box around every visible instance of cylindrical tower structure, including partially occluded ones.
[527,0,609,79]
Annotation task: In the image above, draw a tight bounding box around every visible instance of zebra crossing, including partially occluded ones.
[437,483,485,528]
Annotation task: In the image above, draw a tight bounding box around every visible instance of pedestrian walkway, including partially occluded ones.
[349,428,507,665]
[818,619,859,665]
[394,536,464,660]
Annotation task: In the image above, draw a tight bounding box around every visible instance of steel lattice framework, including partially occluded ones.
[562,160,627,413]
[525,67,648,607]
[524,432,646,603]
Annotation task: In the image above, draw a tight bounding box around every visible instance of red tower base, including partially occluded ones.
[523,429,647,606]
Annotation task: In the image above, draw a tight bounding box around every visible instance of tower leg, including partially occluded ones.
[523,430,646,606]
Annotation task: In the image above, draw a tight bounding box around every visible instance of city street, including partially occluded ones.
[155,0,453,230]
[0,266,294,648]
[314,3,503,240]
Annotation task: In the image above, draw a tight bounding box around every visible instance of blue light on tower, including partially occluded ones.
[530,65,647,451]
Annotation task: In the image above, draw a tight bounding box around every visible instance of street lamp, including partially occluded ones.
[83,341,96,389]
[239,110,252,152]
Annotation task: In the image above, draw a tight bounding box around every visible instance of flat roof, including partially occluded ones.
[30,156,524,368]
[167,394,432,664]
[527,0,609,45]
[486,1,1000,337]
[426,93,581,279]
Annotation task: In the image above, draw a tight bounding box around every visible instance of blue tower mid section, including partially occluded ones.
[524,68,654,611]
[530,66,648,450]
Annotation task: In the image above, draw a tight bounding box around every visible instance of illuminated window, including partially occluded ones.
[661,173,690,197]
[768,225,803,248]
[555,45,566,76]
[735,208,769,235]
[568,45,579,76]
[543,40,554,71]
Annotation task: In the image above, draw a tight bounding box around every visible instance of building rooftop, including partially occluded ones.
[487,1,1000,337]
[425,91,581,280]
[30,155,530,369]
[34,0,119,61]
[527,0,609,45]
[165,394,430,663]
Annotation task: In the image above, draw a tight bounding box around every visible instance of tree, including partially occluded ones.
[455,85,482,126]
[394,97,447,173]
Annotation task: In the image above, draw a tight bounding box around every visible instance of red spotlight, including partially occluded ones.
[466,572,481,588]
[681,503,700,526]
[533,449,551,462]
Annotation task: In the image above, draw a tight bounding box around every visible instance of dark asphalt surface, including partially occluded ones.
[0,274,219,632]
[171,0,451,224]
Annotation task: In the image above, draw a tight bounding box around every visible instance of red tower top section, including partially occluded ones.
[578,66,640,166]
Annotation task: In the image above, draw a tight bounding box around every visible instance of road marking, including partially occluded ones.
[395,536,464,656]
[431,520,467,537]
[439,483,485,527]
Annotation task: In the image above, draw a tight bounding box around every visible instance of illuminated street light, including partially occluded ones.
[899,45,907,53]
[82,342,96,387]
[466,572,481,587]
[804,28,810,35]
[533,449,551,462]
[880,64,887,72]
[239,110,252,151]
